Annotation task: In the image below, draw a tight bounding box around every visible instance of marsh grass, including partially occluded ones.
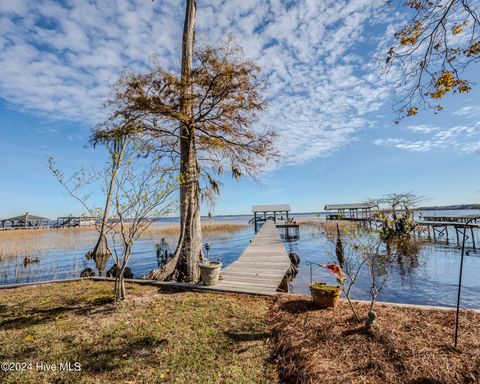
[0,227,97,260]
[0,280,275,384]
[296,219,364,238]
[144,222,247,237]
[0,222,247,260]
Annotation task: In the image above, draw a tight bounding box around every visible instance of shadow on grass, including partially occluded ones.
[0,296,115,330]
[79,335,168,373]
[224,330,270,342]
[278,299,317,314]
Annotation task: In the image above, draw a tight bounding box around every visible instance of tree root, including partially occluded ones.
[143,251,180,281]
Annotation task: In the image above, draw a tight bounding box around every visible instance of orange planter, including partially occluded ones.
[309,282,342,309]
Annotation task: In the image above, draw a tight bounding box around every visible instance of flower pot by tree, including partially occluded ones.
[309,282,342,309]
[199,261,222,286]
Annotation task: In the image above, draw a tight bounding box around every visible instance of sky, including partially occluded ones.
[0,0,479,218]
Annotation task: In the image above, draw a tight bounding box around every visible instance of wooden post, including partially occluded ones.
[445,226,449,244]
[471,226,476,248]
[254,212,257,233]
[455,227,460,245]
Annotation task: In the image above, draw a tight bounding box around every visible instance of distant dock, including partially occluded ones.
[322,206,480,248]
[0,213,98,230]
[250,204,299,239]
[416,215,480,247]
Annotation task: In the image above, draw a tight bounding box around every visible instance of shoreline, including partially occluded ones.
[1,276,478,312]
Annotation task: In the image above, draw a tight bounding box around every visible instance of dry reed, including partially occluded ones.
[0,227,97,259]
[0,222,247,259]
[296,220,362,236]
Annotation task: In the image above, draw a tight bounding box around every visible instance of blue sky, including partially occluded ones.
[0,0,479,218]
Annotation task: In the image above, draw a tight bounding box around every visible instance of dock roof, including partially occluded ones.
[4,213,49,221]
[252,204,291,213]
[324,203,374,211]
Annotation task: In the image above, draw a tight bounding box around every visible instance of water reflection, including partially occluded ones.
[290,222,480,309]
[155,238,174,268]
[1,216,480,308]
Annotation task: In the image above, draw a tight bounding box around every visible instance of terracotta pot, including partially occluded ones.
[199,261,222,286]
[309,282,341,309]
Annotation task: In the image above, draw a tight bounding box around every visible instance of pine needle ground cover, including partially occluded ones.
[270,293,480,384]
[0,281,275,384]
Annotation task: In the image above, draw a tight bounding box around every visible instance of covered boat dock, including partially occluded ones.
[324,203,375,220]
[0,213,50,229]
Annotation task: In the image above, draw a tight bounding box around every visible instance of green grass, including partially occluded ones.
[0,281,276,383]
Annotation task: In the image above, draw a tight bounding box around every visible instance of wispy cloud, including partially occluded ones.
[0,0,399,166]
[453,105,479,119]
[375,125,480,153]
[406,125,439,134]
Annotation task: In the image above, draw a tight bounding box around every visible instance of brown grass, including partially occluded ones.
[0,227,98,259]
[295,220,362,236]
[144,222,247,237]
[270,293,480,384]
[0,280,275,383]
[0,222,247,259]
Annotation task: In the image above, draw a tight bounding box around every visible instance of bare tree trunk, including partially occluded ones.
[114,273,125,301]
[176,132,202,282]
[114,243,131,300]
[142,0,202,283]
[91,233,110,258]
[175,0,202,282]
[91,140,125,258]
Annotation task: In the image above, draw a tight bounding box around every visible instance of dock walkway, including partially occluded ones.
[171,220,292,296]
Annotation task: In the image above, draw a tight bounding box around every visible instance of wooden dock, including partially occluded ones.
[416,219,479,247]
[171,220,292,296]
[420,214,480,223]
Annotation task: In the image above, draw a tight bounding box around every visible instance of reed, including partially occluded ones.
[0,222,247,260]
[0,227,95,260]
[143,222,247,236]
[296,219,361,236]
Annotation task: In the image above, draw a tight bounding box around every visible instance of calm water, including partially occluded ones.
[1,211,479,309]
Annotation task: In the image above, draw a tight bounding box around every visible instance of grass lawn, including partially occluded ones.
[0,281,275,384]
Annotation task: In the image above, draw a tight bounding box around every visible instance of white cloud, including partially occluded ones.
[406,125,439,134]
[375,125,480,153]
[0,0,399,166]
[453,105,479,118]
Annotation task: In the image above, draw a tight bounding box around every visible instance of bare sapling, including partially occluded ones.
[108,145,177,300]
[49,128,177,300]
[48,126,130,262]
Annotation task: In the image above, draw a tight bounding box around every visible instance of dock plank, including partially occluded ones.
[164,220,292,296]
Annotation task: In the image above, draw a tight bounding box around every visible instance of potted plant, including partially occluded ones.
[309,282,342,308]
[309,264,345,309]
[199,243,222,286]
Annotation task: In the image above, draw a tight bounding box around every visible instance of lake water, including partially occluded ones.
[1,211,479,309]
